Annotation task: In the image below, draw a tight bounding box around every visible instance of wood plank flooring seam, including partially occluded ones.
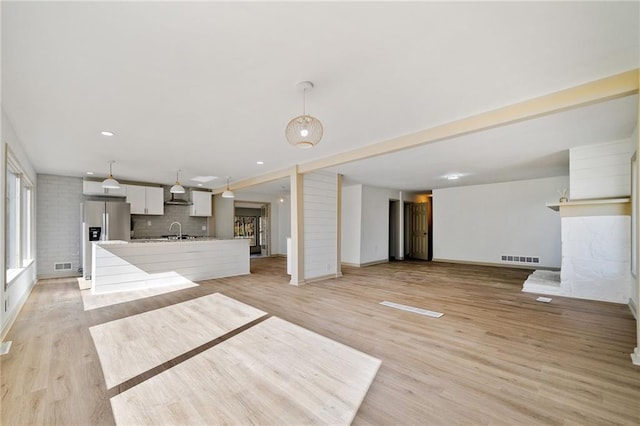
[90,293,269,389]
[109,317,381,425]
[107,314,272,397]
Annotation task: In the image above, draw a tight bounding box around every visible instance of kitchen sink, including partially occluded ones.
[161,234,198,240]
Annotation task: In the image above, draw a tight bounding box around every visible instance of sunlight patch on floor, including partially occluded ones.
[80,280,199,311]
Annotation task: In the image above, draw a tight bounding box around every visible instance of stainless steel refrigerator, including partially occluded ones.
[81,201,131,279]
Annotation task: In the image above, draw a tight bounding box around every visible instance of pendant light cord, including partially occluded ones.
[302,88,306,116]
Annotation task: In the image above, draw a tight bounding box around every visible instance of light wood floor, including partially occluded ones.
[110,316,380,425]
[2,258,639,425]
[90,293,266,388]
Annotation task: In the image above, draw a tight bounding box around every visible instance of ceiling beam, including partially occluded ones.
[220,68,639,192]
[299,68,639,173]
[212,167,291,195]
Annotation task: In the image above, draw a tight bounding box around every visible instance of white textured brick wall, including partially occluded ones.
[36,174,84,277]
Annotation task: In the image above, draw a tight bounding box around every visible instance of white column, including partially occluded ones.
[398,191,404,260]
[289,167,305,285]
[634,83,640,366]
[336,174,343,277]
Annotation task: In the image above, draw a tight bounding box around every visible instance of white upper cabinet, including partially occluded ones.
[125,185,146,214]
[190,190,212,217]
[83,180,127,197]
[145,187,164,215]
[126,185,164,215]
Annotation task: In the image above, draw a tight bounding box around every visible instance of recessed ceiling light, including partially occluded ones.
[444,173,462,180]
[101,131,115,136]
[191,176,218,183]
[197,183,203,187]
[86,171,94,175]
[256,161,264,165]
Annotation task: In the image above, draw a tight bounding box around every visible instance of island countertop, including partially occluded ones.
[92,238,250,294]
[128,237,219,243]
[127,237,255,243]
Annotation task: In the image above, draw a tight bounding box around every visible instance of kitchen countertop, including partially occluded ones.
[96,237,250,245]
[128,237,220,243]
[91,237,250,294]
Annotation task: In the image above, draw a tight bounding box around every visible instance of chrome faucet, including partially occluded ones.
[169,222,182,240]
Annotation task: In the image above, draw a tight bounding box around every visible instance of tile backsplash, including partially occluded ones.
[131,188,208,238]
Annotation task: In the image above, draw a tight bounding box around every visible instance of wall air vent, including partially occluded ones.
[500,255,540,264]
[54,262,72,271]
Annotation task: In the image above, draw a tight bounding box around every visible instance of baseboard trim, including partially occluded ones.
[341,259,388,268]
[301,273,342,284]
[631,347,640,366]
[629,298,638,320]
[37,272,82,280]
[1,278,37,342]
[432,258,557,271]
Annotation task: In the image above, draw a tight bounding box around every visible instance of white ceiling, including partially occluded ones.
[2,2,639,194]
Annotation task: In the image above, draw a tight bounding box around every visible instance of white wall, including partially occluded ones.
[276,197,290,255]
[570,139,631,200]
[632,124,639,313]
[1,114,5,335]
[341,184,403,266]
[360,185,393,264]
[2,108,38,339]
[213,194,235,239]
[303,171,338,279]
[433,176,568,268]
[341,184,362,265]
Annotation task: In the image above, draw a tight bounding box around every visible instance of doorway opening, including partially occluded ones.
[234,201,271,257]
[389,200,399,261]
[404,199,432,261]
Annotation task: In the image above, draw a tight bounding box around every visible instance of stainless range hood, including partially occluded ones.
[164,193,193,205]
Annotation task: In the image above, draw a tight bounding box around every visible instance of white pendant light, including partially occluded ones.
[222,177,234,199]
[101,160,120,189]
[285,81,323,148]
[170,170,186,194]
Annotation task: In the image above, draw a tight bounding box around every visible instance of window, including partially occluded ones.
[632,153,637,277]
[5,149,34,285]
[22,186,33,264]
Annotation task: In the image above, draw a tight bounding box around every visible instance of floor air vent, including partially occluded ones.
[501,255,540,264]
[54,262,72,271]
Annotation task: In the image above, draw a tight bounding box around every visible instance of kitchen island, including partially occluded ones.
[91,238,250,294]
